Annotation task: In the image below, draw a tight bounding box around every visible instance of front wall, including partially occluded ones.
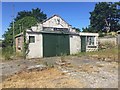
[26,33,43,58]
[70,35,81,54]
[43,16,69,28]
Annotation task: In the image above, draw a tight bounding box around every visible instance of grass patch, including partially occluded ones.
[2,46,14,60]
[78,47,118,60]
[2,46,23,60]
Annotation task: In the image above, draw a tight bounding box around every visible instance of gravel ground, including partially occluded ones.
[58,62,118,88]
[1,59,40,82]
[0,56,118,88]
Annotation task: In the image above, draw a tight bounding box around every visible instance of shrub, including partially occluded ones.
[60,53,67,62]
[99,32,106,37]
[2,46,13,60]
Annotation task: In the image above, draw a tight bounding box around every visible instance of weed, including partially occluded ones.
[2,46,13,60]
[76,47,118,61]
[44,61,54,68]
[60,53,66,62]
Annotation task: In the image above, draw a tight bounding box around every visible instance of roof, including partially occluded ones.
[26,30,79,35]
[41,14,71,26]
[15,32,23,38]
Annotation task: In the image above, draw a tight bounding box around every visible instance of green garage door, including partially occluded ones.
[43,33,70,57]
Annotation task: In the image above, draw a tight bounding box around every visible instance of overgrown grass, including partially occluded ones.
[2,46,14,60]
[2,48,24,61]
[78,47,118,60]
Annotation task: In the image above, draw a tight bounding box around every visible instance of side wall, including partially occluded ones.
[26,33,43,58]
[70,35,81,54]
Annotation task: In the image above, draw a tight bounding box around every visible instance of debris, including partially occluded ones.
[27,64,47,71]
[55,60,71,67]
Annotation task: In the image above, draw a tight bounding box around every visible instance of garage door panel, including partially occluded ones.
[43,34,57,57]
[43,33,70,57]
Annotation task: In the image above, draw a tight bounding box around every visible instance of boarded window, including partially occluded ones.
[29,36,35,43]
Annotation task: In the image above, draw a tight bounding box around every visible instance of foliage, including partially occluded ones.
[2,46,13,60]
[2,16,37,48]
[98,31,106,37]
[82,2,120,33]
[2,8,47,58]
[82,26,94,32]
[78,47,118,60]
[72,27,81,32]
[89,2,120,33]
[23,28,29,59]
[60,53,67,62]
[15,8,47,22]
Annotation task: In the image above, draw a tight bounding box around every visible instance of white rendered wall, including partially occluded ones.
[26,33,43,58]
[43,15,69,28]
[70,35,81,54]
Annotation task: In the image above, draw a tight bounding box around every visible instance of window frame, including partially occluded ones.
[29,36,35,43]
[87,36,95,46]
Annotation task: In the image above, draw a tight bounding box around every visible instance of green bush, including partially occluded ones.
[2,46,13,60]
[99,32,106,37]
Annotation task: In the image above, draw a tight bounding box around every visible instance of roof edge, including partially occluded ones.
[41,14,71,26]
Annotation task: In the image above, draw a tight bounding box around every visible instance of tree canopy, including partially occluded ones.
[2,8,47,48]
[83,2,120,33]
[15,8,47,22]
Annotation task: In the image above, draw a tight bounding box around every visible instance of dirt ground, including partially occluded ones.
[0,56,118,88]
[2,68,84,88]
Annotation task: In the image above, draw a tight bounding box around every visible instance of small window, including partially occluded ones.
[29,36,35,43]
[87,36,95,46]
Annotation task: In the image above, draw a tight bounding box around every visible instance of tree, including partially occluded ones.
[72,27,81,32]
[82,26,96,33]
[15,8,47,22]
[82,27,89,32]
[2,8,47,49]
[89,2,120,33]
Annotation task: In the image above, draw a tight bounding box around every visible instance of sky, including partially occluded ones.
[1,2,97,38]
